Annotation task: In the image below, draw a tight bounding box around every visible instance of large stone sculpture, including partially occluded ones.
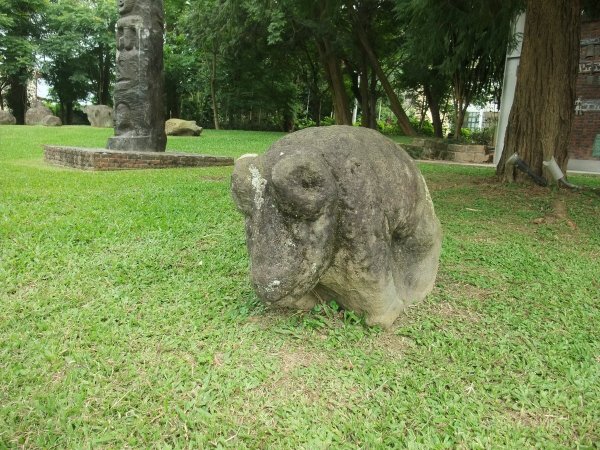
[106,0,166,152]
[231,126,442,328]
[84,105,113,128]
[0,110,16,125]
[25,103,62,126]
[165,118,203,136]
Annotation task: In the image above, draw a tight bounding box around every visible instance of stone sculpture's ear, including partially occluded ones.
[231,154,261,215]
[271,154,335,220]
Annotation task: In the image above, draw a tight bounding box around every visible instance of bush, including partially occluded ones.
[456,127,495,146]
[377,116,435,137]
[377,119,401,135]
[469,127,495,146]
[294,117,316,130]
[321,116,336,126]
[412,117,435,137]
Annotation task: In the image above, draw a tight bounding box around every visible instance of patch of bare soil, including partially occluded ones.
[532,197,577,229]
[199,175,227,182]
[504,408,569,429]
[429,301,484,323]
[359,330,416,359]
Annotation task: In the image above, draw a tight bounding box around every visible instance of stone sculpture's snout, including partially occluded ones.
[232,152,337,306]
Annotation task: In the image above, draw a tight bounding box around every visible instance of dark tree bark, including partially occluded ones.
[6,78,28,125]
[357,54,378,129]
[497,0,581,183]
[359,57,370,128]
[316,37,352,125]
[368,69,378,129]
[344,57,377,129]
[0,80,6,111]
[353,20,416,136]
[210,48,220,130]
[424,83,444,138]
[302,44,326,126]
[98,47,112,105]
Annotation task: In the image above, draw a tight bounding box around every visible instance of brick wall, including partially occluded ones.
[569,19,600,161]
[44,146,233,170]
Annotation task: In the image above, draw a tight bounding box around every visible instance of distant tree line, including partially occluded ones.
[1,0,598,137]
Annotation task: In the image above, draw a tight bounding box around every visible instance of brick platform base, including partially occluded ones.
[44,146,233,170]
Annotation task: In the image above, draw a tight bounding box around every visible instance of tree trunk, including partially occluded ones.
[353,20,415,136]
[210,49,220,130]
[368,70,378,129]
[497,0,580,183]
[66,101,73,125]
[453,99,468,138]
[424,84,444,138]
[316,38,352,125]
[316,98,322,127]
[7,78,27,124]
[451,73,469,137]
[358,56,378,130]
[359,61,370,128]
[99,48,112,105]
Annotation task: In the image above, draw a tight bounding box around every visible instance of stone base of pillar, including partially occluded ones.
[106,135,166,152]
[44,146,233,171]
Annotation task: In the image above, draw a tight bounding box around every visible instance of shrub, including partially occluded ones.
[456,127,496,146]
[295,117,316,130]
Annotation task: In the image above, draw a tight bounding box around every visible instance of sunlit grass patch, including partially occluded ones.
[1,125,599,448]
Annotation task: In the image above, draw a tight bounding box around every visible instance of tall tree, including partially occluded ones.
[496,0,581,183]
[348,0,415,135]
[182,0,305,130]
[304,0,353,125]
[85,0,116,106]
[0,0,44,123]
[397,0,519,136]
[40,0,94,123]
[38,0,115,121]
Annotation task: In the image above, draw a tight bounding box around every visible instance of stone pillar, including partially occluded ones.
[107,0,166,152]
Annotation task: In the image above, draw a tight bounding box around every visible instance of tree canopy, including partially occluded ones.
[0,0,546,137]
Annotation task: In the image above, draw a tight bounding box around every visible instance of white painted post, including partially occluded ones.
[494,13,526,166]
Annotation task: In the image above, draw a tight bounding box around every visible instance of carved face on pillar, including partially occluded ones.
[117,23,139,52]
[114,103,132,134]
[117,0,135,14]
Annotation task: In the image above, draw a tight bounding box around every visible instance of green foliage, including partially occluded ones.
[294,116,317,130]
[0,0,45,121]
[467,127,496,146]
[39,0,116,122]
[1,126,599,447]
[395,0,522,134]
[378,116,434,137]
[452,127,496,146]
[320,116,336,126]
[171,0,306,130]
[413,117,434,137]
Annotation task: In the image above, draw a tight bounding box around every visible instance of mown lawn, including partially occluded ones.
[1,125,599,448]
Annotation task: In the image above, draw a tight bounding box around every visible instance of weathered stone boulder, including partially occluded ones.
[231,125,442,328]
[25,104,52,124]
[0,110,16,125]
[42,115,62,126]
[25,104,61,126]
[84,105,113,128]
[165,118,203,136]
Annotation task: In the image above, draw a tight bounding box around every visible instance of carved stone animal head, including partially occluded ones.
[231,150,338,305]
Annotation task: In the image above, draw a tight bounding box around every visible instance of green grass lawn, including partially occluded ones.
[1,125,599,448]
